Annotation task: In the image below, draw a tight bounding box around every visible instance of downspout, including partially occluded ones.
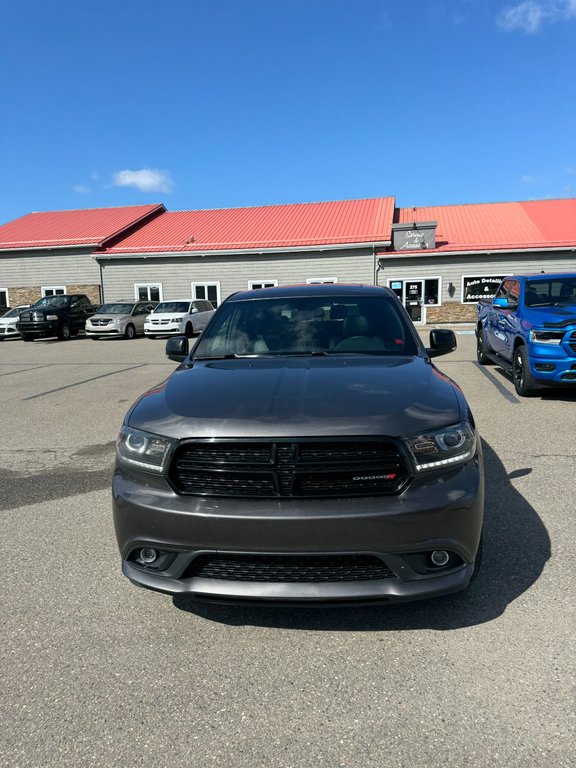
[98,260,105,304]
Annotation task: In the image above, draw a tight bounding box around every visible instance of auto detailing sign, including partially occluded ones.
[462,275,505,303]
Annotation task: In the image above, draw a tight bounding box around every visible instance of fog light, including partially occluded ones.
[139,548,158,564]
[431,550,450,567]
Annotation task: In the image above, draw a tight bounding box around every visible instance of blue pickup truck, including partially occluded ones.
[476,273,576,396]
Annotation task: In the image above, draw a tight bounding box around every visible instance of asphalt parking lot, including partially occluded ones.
[1,330,574,768]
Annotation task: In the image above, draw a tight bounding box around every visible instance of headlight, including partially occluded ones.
[46,314,58,321]
[403,421,476,472]
[171,316,184,322]
[530,330,563,345]
[116,426,175,473]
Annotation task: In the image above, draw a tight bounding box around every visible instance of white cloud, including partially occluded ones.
[73,184,91,194]
[498,1,576,33]
[112,168,174,193]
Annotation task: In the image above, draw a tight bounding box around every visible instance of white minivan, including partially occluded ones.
[144,299,215,338]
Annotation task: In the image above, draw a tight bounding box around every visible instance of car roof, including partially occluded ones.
[227,284,395,302]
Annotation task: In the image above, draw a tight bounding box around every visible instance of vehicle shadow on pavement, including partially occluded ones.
[173,440,551,630]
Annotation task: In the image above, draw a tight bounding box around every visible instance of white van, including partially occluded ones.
[144,299,215,338]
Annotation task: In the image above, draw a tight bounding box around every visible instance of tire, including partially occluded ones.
[513,345,538,397]
[57,322,71,340]
[185,323,194,338]
[476,327,493,365]
[21,333,34,342]
[124,324,136,340]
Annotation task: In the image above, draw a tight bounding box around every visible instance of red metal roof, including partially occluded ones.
[0,204,164,251]
[100,197,395,254]
[384,198,576,255]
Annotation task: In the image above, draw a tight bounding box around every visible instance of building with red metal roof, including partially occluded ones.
[1,196,575,322]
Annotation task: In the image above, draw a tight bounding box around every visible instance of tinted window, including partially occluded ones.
[193,295,418,358]
[98,303,135,314]
[153,302,190,314]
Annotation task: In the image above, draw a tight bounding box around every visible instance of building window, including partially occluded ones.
[42,286,66,297]
[249,280,278,290]
[386,277,442,306]
[134,284,163,302]
[462,275,506,304]
[306,277,338,284]
[192,282,220,308]
[0,289,9,307]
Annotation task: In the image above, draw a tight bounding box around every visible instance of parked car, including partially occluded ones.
[16,294,98,341]
[144,299,215,338]
[476,272,576,396]
[113,284,484,605]
[85,300,158,340]
[0,305,31,340]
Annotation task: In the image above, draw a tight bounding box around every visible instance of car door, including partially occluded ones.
[488,279,514,356]
[191,300,210,331]
[500,280,522,359]
[133,302,154,334]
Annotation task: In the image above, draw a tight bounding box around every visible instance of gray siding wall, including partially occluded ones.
[99,248,377,302]
[378,250,576,303]
[0,249,100,287]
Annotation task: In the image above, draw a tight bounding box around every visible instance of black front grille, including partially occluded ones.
[187,554,396,582]
[169,439,410,498]
[568,331,576,354]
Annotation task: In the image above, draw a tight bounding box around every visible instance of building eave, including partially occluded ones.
[96,240,392,261]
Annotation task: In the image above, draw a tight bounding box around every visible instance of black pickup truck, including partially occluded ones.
[16,294,98,341]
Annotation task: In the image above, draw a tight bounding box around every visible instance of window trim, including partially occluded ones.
[134,283,163,302]
[461,274,507,305]
[0,288,9,307]
[385,276,443,307]
[248,280,278,290]
[305,277,338,285]
[41,286,66,297]
[191,281,221,307]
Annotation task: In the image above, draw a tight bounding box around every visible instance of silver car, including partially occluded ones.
[85,301,157,340]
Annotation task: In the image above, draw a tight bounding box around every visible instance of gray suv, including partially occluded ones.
[113,285,484,604]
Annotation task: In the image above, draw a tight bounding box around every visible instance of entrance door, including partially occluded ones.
[405,280,424,323]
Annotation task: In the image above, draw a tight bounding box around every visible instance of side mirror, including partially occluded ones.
[190,307,199,314]
[166,335,189,362]
[492,297,509,308]
[427,328,457,358]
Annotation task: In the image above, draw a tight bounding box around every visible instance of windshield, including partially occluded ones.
[97,303,135,314]
[153,301,190,314]
[193,295,419,358]
[34,296,70,308]
[525,278,576,306]
[2,306,27,318]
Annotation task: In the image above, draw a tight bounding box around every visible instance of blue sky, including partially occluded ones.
[1,0,575,224]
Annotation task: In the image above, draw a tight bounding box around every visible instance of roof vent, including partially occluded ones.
[185,236,195,244]
[392,221,437,251]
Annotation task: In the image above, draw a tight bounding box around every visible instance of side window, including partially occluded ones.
[508,281,520,305]
[495,280,513,300]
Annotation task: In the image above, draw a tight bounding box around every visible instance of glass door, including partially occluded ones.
[405,280,424,323]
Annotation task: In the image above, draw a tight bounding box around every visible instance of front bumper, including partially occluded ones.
[86,326,124,337]
[528,340,576,384]
[0,325,19,337]
[144,323,183,336]
[16,321,59,337]
[113,453,484,604]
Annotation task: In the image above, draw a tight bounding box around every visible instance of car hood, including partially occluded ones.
[89,313,130,321]
[127,356,462,439]
[526,303,576,327]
